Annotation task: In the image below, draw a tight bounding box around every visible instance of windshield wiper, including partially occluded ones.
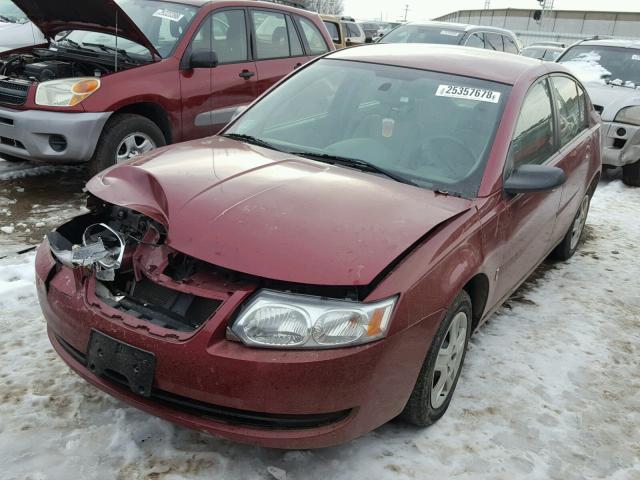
[291,151,419,187]
[81,42,137,62]
[0,15,17,23]
[223,133,281,151]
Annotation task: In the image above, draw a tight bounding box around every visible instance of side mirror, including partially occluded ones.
[345,38,353,46]
[189,50,219,69]
[365,36,373,44]
[504,165,566,195]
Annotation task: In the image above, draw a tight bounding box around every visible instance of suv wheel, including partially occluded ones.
[622,159,640,187]
[89,114,166,176]
[401,291,472,427]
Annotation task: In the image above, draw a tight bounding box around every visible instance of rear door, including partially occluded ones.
[250,8,309,96]
[179,8,258,140]
[549,75,593,244]
[496,78,563,298]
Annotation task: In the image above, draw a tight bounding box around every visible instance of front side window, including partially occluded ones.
[298,17,329,54]
[192,10,248,64]
[380,25,464,45]
[503,36,519,54]
[346,22,360,38]
[252,10,290,60]
[323,20,341,44]
[227,59,511,197]
[510,80,556,170]
[484,33,503,52]
[465,33,484,49]
[551,76,585,147]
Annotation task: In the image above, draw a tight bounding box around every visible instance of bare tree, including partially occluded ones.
[303,0,344,15]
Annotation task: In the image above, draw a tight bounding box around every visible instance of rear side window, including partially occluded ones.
[551,76,586,146]
[298,17,329,54]
[576,84,589,128]
[484,33,504,52]
[287,16,304,56]
[193,10,248,64]
[252,10,290,60]
[511,80,556,169]
[323,20,341,43]
[465,32,484,48]
[346,22,360,38]
[503,36,519,54]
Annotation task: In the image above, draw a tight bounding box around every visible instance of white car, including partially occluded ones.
[558,39,640,186]
[0,1,44,53]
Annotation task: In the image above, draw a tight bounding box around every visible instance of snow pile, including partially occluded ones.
[0,176,639,479]
[561,51,611,85]
[0,162,84,182]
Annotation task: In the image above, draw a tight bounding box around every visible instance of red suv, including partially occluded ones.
[0,0,333,173]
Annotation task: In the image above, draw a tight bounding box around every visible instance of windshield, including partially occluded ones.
[58,0,198,59]
[560,45,640,88]
[0,1,28,24]
[379,25,464,45]
[226,59,510,198]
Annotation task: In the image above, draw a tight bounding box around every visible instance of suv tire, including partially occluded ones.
[89,114,166,176]
[622,159,640,187]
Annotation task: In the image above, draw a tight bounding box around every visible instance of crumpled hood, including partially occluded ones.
[582,81,640,121]
[10,0,159,58]
[87,137,473,286]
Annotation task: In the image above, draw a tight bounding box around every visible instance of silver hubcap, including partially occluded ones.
[431,312,468,409]
[116,132,156,163]
[570,195,590,251]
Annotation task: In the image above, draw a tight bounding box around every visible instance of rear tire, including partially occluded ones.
[622,159,640,187]
[551,191,591,261]
[89,113,166,176]
[401,291,472,427]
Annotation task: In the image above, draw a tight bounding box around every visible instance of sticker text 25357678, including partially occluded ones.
[436,85,501,103]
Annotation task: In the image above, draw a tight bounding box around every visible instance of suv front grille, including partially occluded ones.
[0,79,30,106]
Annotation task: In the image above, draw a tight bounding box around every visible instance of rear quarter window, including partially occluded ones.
[298,16,329,54]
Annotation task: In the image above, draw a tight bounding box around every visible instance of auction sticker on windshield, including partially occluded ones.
[436,85,501,103]
[153,9,185,22]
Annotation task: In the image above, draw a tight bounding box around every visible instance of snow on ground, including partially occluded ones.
[0,172,639,480]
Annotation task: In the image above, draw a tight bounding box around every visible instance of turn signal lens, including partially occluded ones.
[36,77,101,107]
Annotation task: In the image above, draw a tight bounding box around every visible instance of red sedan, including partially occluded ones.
[36,44,601,449]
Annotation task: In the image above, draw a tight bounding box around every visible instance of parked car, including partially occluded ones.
[38,44,601,449]
[378,21,521,54]
[558,39,640,186]
[521,45,564,61]
[321,14,367,49]
[0,0,44,52]
[0,0,333,173]
[359,21,382,40]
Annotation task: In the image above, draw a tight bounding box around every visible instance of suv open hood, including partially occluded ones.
[87,137,473,287]
[10,0,160,58]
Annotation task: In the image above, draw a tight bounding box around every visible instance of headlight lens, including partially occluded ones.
[35,77,101,107]
[614,106,640,126]
[230,290,397,349]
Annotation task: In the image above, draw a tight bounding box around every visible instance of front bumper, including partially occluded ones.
[35,240,439,449]
[0,106,110,162]
[601,121,640,167]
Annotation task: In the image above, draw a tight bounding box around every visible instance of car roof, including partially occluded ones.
[575,39,640,49]
[402,20,516,37]
[327,44,553,85]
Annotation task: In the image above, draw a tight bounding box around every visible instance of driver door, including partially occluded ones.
[496,78,562,298]
[180,8,258,141]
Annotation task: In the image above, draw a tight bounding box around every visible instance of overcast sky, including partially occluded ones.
[344,0,640,22]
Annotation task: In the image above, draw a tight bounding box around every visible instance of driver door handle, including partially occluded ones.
[239,70,255,79]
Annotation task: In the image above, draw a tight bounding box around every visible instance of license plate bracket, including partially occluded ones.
[87,330,156,398]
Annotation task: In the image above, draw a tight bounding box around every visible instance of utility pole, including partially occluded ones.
[403,4,409,22]
[484,0,491,9]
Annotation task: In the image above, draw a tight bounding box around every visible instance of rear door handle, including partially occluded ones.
[239,70,255,79]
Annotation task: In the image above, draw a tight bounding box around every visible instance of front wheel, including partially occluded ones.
[89,114,166,176]
[401,291,472,427]
[551,192,591,261]
[622,159,640,187]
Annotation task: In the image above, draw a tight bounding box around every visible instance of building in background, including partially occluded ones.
[434,8,640,46]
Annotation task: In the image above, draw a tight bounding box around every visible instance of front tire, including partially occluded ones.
[551,192,591,261]
[622,159,640,187]
[89,114,165,176]
[401,291,472,427]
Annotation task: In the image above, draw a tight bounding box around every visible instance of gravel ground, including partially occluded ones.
[0,159,638,480]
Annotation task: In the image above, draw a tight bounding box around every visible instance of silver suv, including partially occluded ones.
[558,39,640,186]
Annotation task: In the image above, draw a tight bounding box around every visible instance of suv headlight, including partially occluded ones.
[229,290,397,349]
[35,78,101,107]
[614,106,640,126]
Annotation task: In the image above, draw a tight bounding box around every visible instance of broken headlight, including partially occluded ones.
[228,290,397,349]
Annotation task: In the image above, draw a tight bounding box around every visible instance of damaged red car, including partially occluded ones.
[36,44,602,449]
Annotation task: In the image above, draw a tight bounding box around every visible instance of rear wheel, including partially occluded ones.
[401,291,472,427]
[551,192,591,261]
[622,159,640,187]
[89,114,165,176]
